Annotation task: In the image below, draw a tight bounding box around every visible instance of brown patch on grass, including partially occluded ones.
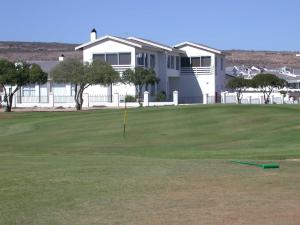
[0,113,13,119]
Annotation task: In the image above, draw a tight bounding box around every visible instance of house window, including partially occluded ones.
[145,54,148,68]
[176,56,180,70]
[150,54,156,68]
[221,58,224,70]
[191,57,200,67]
[93,54,105,62]
[181,57,191,67]
[167,55,171,68]
[136,53,144,66]
[201,56,211,67]
[119,53,131,65]
[170,56,175,69]
[106,54,118,65]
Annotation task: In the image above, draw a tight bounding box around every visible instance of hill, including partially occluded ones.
[225,50,300,69]
[0,41,299,68]
[0,41,81,61]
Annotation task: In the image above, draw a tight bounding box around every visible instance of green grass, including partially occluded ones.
[1,105,300,225]
[1,104,300,159]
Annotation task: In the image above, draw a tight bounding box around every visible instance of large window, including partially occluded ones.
[93,54,105,62]
[93,53,131,65]
[181,57,191,67]
[106,54,118,65]
[181,56,212,67]
[191,57,200,67]
[167,55,176,69]
[136,53,145,66]
[119,53,131,65]
[150,54,156,68]
[201,56,211,67]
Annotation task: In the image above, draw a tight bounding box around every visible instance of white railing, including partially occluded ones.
[112,65,133,73]
[16,96,49,103]
[89,95,112,103]
[181,67,214,76]
[54,96,75,103]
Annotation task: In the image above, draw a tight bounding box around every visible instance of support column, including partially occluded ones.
[203,93,208,104]
[222,92,227,104]
[113,92,119,107]
[143,91,149,107]
[173,90,178,106]
[49,93,54,108]
[271,95,274,104]
[83,93,89,108]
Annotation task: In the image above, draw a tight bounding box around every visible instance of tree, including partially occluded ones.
[0,59,47,112]
[51,59,119,110]
[122,67,159,105]
[252,73,286,104]
[226,77,251,104]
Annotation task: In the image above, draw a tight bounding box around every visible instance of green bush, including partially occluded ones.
[125,95,136,102]
[155,91,167,102]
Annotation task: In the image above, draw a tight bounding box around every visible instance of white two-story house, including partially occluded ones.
[75,29,226,103]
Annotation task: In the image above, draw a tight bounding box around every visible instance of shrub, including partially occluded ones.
[155,91,167,102]
[125,95,136,102]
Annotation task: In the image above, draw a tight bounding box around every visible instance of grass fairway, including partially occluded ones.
[0,105,300,225]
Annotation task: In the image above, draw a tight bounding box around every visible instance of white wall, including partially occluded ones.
[176,45,218,103]
[215,55,226,93]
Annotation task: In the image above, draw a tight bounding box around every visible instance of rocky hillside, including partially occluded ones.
[0,41,299,68]
[0,41,81,61]
[225,50,300,69]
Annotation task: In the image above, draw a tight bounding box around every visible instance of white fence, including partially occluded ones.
[1,91,178,109]
[221,92,299,105]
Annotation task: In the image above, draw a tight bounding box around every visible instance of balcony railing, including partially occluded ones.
[112,65,133,73]
[181,67,214,76]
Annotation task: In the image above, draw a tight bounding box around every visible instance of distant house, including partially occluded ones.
[1,29,226,107]
[75,29,226,103]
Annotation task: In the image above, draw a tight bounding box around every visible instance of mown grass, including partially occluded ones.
[0,105,300,225]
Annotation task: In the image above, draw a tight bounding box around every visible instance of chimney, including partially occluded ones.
[59,54,65,61]
[90,28,97,41]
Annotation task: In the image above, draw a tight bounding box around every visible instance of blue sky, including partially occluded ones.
[0,0,299,51]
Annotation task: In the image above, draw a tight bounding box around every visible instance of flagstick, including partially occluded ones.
[123,94,127,138]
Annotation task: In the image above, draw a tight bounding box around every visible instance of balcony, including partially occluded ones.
[181,67,214,76]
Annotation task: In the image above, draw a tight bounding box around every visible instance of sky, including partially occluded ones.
[0,0,299,51]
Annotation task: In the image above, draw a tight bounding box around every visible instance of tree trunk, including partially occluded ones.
[3,85,18,112]
[236,90,242,104]
[5,94,13,112]
[138,86,143,107]
[74,86,85,111]
[75,102,82,110]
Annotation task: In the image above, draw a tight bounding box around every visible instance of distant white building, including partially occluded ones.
[1,29,226,107]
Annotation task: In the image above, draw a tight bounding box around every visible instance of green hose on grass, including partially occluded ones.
[231,160,279,169]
